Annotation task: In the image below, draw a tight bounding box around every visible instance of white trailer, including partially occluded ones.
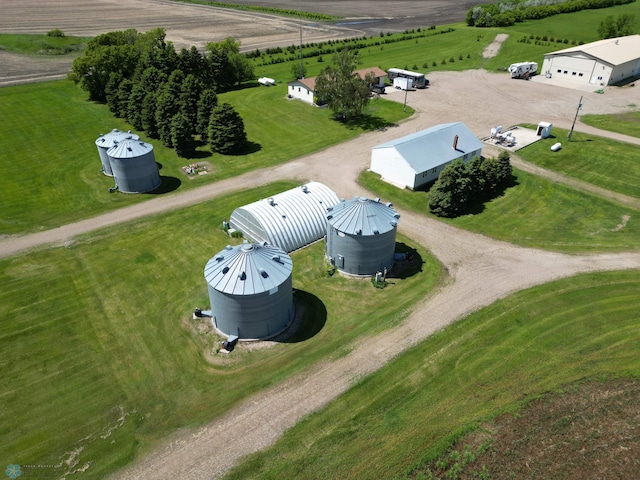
[508,62,538,79]
[393,76,412,90]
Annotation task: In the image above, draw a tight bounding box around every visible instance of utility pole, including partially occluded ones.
[299,23,304,79]
[403,87,408,112]
[567,95,583,141]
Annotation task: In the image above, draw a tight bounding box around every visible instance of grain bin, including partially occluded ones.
[95,129,139,176]
[204,242,294,340]
[107,138,161,193]
[326,197,400,276]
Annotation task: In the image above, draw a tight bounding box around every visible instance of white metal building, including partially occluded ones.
[229,182,340,252]
[541,34,640,86]
[370,122,483,190]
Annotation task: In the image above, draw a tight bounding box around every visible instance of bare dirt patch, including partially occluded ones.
[419,378,640,479]
[482,33,509,59]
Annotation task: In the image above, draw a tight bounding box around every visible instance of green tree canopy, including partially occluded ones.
[208,103,247,154]
[598,14,636,39]
[314,48,371,121]
[428,159,473,218]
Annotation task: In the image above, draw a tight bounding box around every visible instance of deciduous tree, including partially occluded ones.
[314,48,371,121]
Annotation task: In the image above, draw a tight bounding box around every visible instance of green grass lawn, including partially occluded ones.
[360,167,640,253]
[0,182,442,479]
[516,126,640,199]
[223,269,640,480]
[0,80,412,235]
[581,111,640,138]
[0,33,90,55]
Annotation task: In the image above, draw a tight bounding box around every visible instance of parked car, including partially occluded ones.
[370,84,386,94]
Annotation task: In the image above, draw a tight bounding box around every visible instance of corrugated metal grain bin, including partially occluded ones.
[107,139,161,193]
[95,129,139,176]
[204,242,294,340]
[326,197,400,276]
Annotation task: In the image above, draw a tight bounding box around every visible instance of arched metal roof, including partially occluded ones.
[327,197,400,236]
[230,182,340,253]
[107,139,153,158]
[95,129,139,149]
[204,242,292,295]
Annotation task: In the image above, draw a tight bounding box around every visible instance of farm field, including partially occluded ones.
[1,1,640,479]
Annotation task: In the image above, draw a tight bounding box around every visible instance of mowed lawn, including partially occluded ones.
[516,127,640,200]
[0,80,412,236]
[224,269,640,480]
[0,183,442,479]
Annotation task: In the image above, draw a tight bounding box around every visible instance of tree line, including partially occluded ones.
[466,0,635,28]
[429,151,514,217]
[69,28,252,157]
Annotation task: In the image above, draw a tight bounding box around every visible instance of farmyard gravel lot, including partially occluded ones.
[2,2,640,478]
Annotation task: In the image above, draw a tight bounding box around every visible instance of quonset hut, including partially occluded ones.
[204,242,294,340]
[229,182,340,253]
[326,197,400,276]
[107,138,161,193]
[95,129,139,176]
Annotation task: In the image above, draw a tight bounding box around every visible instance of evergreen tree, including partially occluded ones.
[127,83,147,130]
[171,112,192,158]
[196,89,218,142]
[155,70,185,146]
[141,91,159,139]
[208,103,247,154]
[428,159,472,217]
[497,150,513,186]
[179,74,202,129]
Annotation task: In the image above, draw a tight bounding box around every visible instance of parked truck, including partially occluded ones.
[508,61,538,79]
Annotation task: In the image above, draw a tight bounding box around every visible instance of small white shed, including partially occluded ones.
[537,122,553,139]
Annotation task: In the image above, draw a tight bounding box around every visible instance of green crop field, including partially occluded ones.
[224,269,640,479]
[0,183,442,479]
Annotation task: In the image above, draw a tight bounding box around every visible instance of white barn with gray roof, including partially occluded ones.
[541,34,640,86]
[370,122,483,190]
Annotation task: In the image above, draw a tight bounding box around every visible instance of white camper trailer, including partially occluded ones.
[508,62,538,79]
